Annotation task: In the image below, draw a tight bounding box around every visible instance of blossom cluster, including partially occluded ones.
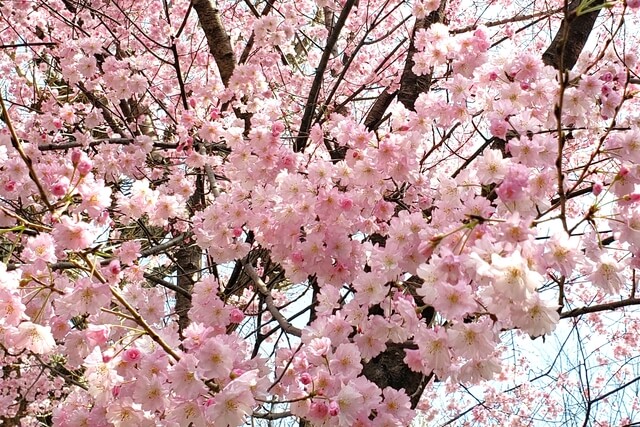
[0,0,640,426]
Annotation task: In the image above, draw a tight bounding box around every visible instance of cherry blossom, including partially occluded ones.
[0,0,639,426]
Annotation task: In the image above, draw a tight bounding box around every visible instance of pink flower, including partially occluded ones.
[449,319,496,360]
[166,399,207,427]
[52,216,98,251]
[196,336,234,379]
[329,343,363,379]
[489,118,508,139]
[415,326,452,377]
[169,354,207,399]
[431,281,478,320]
[476,149,509,184]
[205,371,257,426]
[379,387,414,424]
[115,241,142,265]
[458,357,501,383]
[85,325,110,348]
[589,253,624,294]
[12,322,56,354]
[22,234,57,270]
[336,384,364,424]
[496,164,530,202]
[64,278,111,316]
[512,293,560,337]
[132,375,168,412]
[122,347,143,364]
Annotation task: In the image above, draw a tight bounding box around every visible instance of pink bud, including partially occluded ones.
[108,260,121,275]
[592,181,603,196]
[210,109,220,120]
[310,402,328,418]
[71,150,82,165]
[623,193,640,203]
[600,71,613,82]
[232,227,243,238]
[189,98,197,108]
[122,347,142,363]
[618,166,630,178]
[51,182,67,197]
[338,197,353,210]
[328,401,340,416]
[230,368,245,379]
[77,160,92,176]
[271,121,285,136]
[488,71,498,81]
[300,373,313,385]
[280,153,295,169]
[112,385,121,398]
[229,308,245,324]
[291,251,304,263]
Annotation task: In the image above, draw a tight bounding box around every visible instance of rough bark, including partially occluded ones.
[192,0,236,87]
[397,1,447,111]
[542,0,605,71]
[175,241,201,334]
[364,89,397,131]
[294,0,358,153]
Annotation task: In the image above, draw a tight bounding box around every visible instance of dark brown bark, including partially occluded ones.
[542,0,604,71]
[175,241,201,334]
[192,0,236,87]
[294,0,358,153]
[364,90,397,131]
[397,1,447,111]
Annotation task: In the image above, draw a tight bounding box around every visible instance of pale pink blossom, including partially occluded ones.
[12,322,56,354]
[52,216,98,250]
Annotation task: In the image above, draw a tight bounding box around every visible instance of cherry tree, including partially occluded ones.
[1,0,640,425]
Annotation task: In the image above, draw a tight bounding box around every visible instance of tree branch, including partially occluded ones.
[192,0,236,87]
[243,262,302,337]
[560,298,640,319]
[542,0,605,71]
[397,1,447,111]
[294,0,358,153]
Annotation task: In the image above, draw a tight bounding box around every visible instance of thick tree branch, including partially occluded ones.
[364,89,397,131]
[560,298,640,319]
[243,262,302,337]
[542,0,604,71]
[192,0,236,87]
[397,1,447,111]
[294,0,357,153]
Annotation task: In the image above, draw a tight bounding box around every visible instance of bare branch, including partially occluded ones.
[243,262,302,337]
[560,298,640,319]
[294,0,358,153]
